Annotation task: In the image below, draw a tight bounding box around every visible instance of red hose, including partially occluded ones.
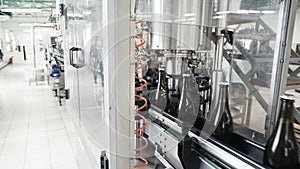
[133,33,149,168]
[133,35,146,49]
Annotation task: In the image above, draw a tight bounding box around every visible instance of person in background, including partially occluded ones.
[0,49,3,63]
[90,36,104,85]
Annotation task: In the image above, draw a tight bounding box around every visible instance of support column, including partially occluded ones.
[107,0,134,168]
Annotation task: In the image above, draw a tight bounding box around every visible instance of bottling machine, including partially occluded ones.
[60,0,299,168]
[131,0,299,168]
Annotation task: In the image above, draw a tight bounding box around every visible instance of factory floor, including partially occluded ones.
[0,60,79,169]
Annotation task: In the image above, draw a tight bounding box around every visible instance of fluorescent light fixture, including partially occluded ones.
[213,15,224,19]
[1,8,42,13]
[184,13,196,17]
[174,19,186,23]
[261,10,276,14]
[246,10,261,14]
[67,13,83,18]
[216,11,231,15]
[236,10,263,14]
[235,10,251,14]
[187,18,196,21]
[217,10,275,15]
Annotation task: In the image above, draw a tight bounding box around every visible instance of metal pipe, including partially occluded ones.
[209,0,229,119]
[213,0,228,70]
[31,25,54,68]
[213,29,224,70]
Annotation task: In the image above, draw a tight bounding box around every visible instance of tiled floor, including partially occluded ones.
[0,61,79,169]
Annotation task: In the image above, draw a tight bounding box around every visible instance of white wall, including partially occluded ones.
[0,20,56,66]
[1,21,31,63]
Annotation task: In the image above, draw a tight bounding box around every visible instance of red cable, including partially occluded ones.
[135,76,147,91]
[133,35,146,49]
[135,57,147,71]
[133,32,149,168]
[134,155,148,168]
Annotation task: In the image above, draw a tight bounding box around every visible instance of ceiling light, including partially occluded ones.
[1,8,42,13]
[213,16,224,19]
[261,10,276,14]
[184,13,196,17]
[67,13,83,18]
[216,11,231,15]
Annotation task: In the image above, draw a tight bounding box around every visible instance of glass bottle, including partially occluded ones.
[178,73,200,133]
[150,65,169,112]
[211,82,233,144]
[264,95,299,168]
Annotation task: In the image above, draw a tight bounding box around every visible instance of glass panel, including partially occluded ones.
[225,0,281,143]
[80,0,108,152]
[66,0,109,165]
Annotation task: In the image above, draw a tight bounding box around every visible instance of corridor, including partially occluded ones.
[0,61,79,169]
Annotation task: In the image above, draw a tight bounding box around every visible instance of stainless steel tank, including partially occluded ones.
[133,0,214,51]
[150,0,175,50]
[171,0,213,51]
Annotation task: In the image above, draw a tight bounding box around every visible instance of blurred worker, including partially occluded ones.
[90,36,104,85]
[0,49,3,63]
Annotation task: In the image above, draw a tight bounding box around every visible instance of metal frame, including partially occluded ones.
[108,0,135,168]
[225,0,298,138]
[267,0,297,137]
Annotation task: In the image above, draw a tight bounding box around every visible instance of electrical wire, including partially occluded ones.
[133,28,149,168]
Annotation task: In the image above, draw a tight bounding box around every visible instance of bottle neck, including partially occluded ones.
[279,99,294,120]
[211,84,229,125]
[218,85,229,106]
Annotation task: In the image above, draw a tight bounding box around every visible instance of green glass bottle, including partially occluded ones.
[152,65,169,112]
[211,82,233,144]
[264,95,299,168]
[177,73,200,133]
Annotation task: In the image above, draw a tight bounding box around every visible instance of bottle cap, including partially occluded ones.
[219,81,229,86]
[280,94,295,101]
